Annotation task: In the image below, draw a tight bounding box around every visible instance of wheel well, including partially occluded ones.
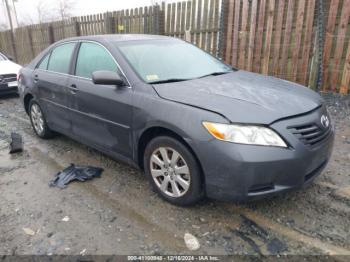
[24,94,34,114]
[137,127,204,177]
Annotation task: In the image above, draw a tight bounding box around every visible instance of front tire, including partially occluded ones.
[29,100,54,139]
[144,136,204,206]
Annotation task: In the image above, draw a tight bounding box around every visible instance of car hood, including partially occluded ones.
[0,60,22,75]
[153,70,323,124]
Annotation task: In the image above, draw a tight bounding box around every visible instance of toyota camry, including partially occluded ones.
[18,35,334,205]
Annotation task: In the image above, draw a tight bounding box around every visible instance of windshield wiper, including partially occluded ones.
[149,78,191,84]
[198,71,232,79]
[149,71,232,84]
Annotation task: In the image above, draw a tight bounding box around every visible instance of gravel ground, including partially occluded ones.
[0,94,349,257]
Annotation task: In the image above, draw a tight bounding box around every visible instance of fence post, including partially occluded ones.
[315,0,325,91]
[340,42,350,94]
[26,26,35,60]
[48,24,55,44]
[156,4,164,35]
[110,14,116,34]
[10,30,18,62]
[153,4,161,35]
[152,5,156,34]
[104,12,115,34]
[73,18,81,36]
[218,0,228,59]
[159,2,166,35]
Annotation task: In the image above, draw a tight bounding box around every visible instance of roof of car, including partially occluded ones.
[61,34,172,43]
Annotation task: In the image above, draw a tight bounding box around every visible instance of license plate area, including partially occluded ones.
[0,83,9,89]
[7,81,17,87]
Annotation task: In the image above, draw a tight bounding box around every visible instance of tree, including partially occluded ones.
[36,0,49,24]
[57,0,75,21]
[0,23,9,31]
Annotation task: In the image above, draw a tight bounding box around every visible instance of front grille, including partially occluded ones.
[288,123,332,147]
[0,74,17,83]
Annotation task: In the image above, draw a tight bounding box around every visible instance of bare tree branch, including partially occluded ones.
[0,23,9,31]
[57,0,75,21]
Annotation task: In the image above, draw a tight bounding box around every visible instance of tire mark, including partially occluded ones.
[226,205,350,256]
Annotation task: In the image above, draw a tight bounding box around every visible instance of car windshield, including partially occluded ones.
[115,39,232,84]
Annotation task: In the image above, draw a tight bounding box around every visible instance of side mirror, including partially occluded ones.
[92,70,125,86]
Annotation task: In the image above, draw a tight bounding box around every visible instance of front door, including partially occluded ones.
[68,42,133,158]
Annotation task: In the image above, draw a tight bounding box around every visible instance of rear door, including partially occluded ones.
[67,41,133,158]
[34,42,76,133]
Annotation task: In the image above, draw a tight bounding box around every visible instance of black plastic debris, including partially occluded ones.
[9,132,23,154]
[49,164,103,188]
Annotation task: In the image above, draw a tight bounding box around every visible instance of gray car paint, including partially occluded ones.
[36,70,71,132]
[67,75,133,158]
[153,70,323,124]
[18,35,334,201]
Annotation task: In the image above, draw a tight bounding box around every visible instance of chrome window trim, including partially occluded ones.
[35,39,132,88]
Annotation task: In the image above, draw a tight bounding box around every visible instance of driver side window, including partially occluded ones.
[75,42,119,79]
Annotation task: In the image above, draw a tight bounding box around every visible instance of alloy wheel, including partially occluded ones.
[150,147,191,197]
[31,104,44,135]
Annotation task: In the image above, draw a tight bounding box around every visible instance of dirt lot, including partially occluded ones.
[0,95,349,257]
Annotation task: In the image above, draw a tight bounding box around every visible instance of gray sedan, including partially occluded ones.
[18,35,334,205]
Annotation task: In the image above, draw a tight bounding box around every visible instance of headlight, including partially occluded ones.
[203,122,287,147]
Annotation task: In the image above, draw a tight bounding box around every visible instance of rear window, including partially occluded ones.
[47,43,75,74]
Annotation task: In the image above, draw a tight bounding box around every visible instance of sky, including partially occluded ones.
[1,0,165,28]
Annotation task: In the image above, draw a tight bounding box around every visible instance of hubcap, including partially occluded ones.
[150,147,190,198]
[31,104,44,135]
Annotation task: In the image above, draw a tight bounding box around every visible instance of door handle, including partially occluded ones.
[34,74,39,83]
[69,84,78,94]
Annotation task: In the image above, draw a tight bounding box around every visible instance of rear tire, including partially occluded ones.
[144,136,204,206]
[29,100,54,139]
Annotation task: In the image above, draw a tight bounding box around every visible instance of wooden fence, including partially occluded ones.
[322,0,350,94]
[162,0,221,55]
[223,0,317,86]
[0,0,349,94]
[0,5,165,65]
[223,0,350,94]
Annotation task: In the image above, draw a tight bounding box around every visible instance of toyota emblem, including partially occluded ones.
[320,115,329,128]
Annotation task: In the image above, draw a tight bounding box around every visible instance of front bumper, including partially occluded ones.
[0,85,18,96]
[194,107,335,202]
